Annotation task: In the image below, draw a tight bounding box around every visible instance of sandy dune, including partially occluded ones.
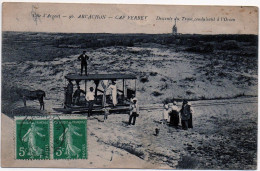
[1,32,257,169]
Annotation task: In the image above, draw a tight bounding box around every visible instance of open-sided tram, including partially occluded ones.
[54,73,137,114]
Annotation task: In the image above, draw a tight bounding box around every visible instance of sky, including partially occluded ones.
[2,2,259,34]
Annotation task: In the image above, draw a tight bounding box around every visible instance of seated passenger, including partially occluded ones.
[73,86,86,105]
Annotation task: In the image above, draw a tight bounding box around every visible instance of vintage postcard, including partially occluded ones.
[1,2,258,169]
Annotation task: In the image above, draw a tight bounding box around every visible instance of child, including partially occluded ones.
[103,107,109,121]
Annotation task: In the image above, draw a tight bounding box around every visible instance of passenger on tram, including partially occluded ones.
[101,80,110,107]
[108,81,118,106]
[65,80,73,106]
[73,86,86,105]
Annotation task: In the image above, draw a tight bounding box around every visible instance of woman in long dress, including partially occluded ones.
[59,122,82,158]
[169,101,180,127]
[22,123,45,157]
[162,103,170,125]
[108,82,118,106]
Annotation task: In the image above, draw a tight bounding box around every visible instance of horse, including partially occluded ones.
[17,89,46,110]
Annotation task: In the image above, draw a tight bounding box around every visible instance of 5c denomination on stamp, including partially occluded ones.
[53,118,87,159]
[15,117,50,160]
[15,115,87,160]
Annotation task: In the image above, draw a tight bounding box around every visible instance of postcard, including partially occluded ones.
[1,2,258,169]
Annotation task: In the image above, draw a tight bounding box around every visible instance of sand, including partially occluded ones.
[1,33,257,169]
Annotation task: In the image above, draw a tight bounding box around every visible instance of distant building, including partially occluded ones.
[172,18,178,35]
[172,25,177,34]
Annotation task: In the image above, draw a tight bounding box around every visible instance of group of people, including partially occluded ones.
[163,100,193,130]
[65,79,119,117]
[128,99,193,129]
[66,50,193,129]
[64,83,94,117]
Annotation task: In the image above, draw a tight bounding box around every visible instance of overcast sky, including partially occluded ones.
[2,3,258,34]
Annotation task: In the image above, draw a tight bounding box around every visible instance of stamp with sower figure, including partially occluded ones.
[15,115,87,160]
[15,117,50,160]
[53,119,87,159]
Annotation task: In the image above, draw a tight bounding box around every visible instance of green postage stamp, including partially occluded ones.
[15,115,87,160]
[15,117,50,160]
[53,118,87,159]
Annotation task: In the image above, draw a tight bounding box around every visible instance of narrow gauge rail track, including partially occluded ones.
[139,97,257,110]
[11,97,256,115]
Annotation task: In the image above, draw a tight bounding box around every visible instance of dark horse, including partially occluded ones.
[17,89,46,110]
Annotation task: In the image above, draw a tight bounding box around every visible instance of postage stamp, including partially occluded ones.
[53,117,88,160]
[15,116,50,160]
[15,115,87,160]
[2,2,258,169]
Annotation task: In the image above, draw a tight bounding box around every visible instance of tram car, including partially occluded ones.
[54,73,137,114]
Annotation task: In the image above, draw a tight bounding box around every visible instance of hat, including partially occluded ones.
[90,87,94,91]
[132,97,138,101]
[131,97,137,103]
[183,100,188,104]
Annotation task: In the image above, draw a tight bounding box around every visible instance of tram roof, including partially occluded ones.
[65,74,137,81]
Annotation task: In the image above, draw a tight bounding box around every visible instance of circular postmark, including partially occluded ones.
[17,115,65,160]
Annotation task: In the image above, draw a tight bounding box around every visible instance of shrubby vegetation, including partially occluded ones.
[2,32,258,62]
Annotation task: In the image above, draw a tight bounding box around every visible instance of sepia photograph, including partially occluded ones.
[1,2,258,169]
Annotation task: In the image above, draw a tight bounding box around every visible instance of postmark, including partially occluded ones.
[15,115,87,160]
[15,116,50,160]
[53,116,87,159]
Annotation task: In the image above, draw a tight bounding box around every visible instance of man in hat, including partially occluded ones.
[78,51,89,75]
[86,87,95,117]
[180,100,193,130]
[129,98,139,125]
